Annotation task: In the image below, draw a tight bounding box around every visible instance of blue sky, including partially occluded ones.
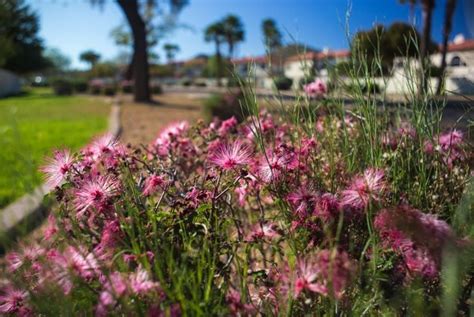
[28,0,473,69]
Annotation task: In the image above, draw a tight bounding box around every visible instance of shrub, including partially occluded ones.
[151,84,163,94]
[227,76,242,88]
[181,79,192,86]
[298,76,315,89]
[203,89,248,122]
[89,79,104,95]
[344,81,381,95]
[274,76,293,90]
[2,111,471,315]
[103,86,117,96]
[120,80,133,94]
[72,79,88,93]
[51,78,73,95]
[194,81,207,87]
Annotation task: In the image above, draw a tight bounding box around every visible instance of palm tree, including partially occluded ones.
[221,15,245,59]
[205,22,225,86]
[436,0,457,95]
[262,18,282,54]
[163,43,180,64]
[79,50,101,70]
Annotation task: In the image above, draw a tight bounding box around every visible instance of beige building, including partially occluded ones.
[284,49,350,88]
[232,56,271,88]
[387,36,474,95]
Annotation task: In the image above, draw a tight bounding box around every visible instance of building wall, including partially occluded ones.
[431,51,474,68]
[0,69,21,98]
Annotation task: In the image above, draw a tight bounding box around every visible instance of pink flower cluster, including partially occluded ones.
[1,110,469,315]
[375,205,456,278]
[304,79,327,98]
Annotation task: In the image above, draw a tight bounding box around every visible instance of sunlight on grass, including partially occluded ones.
[0,88,110,208]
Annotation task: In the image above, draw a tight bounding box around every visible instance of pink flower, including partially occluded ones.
[94,220,123,257]
[341,168,386,211]
[218,116,238,136]
[5,252,23,272]
[374,205,455,278]
[97,272,128,316]
[287,187,319,218]
[209,141,252,170]
[152,121,189,156]
[43,214,58,241]
[294,257,326,297]
[0,286,28,314]
[5,245,44,272]
[64,246,101,280]
[256,149,294,183]
[295,250,354,299]
[247,223,279,241]
[313,193,340,220]
[129,266,159,295]
[40,149,73,189]
[438,129,463,149]
[304,79,327,98]
[90,133,119,159]
[226,288,255,316]
[143,174,164,196]
[74,176,119,217]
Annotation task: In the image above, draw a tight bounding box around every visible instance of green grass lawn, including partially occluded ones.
[0,88,110,208]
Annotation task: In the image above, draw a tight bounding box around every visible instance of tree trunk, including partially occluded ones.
[228,42,234,59]
[116,0,151,102]
[216,41,222,87]
[436,0,456,95]
[419,1,434,94]
[124,52,135,81]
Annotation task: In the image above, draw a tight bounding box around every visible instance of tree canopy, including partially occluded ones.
[221,15,245,58]
[351,22,437,72]
[163,43,180,63]
[262,18,282,52]
[79,50,101,69]
[0,0,49,73]
[44,47,71,72]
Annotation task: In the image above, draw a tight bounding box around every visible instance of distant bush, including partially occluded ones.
[51,79,73,95]
[298,76,315,89]
[344,81,381,95]
[181,79,192,86]
[73,80,88,93]
[89,79,104,95]
[120,80,133,94]
[194,81,207,87]
[103,86,117,96]
[151,84,163,94]
[227,76,242,88]
[274,76,293,90]
[203,89,248,122]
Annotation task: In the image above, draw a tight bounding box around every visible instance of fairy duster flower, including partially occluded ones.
[209,141,252,170]
[341,168,386,211]
[41,149,74,189]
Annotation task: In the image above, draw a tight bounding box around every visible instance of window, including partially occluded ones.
[450,56,462,67]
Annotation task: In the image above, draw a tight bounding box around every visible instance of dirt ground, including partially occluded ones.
[119,93,206,145]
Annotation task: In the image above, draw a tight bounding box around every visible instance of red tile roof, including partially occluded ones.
[286,50,350,62]
[446,39,474,52]
[231,56,267,64]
